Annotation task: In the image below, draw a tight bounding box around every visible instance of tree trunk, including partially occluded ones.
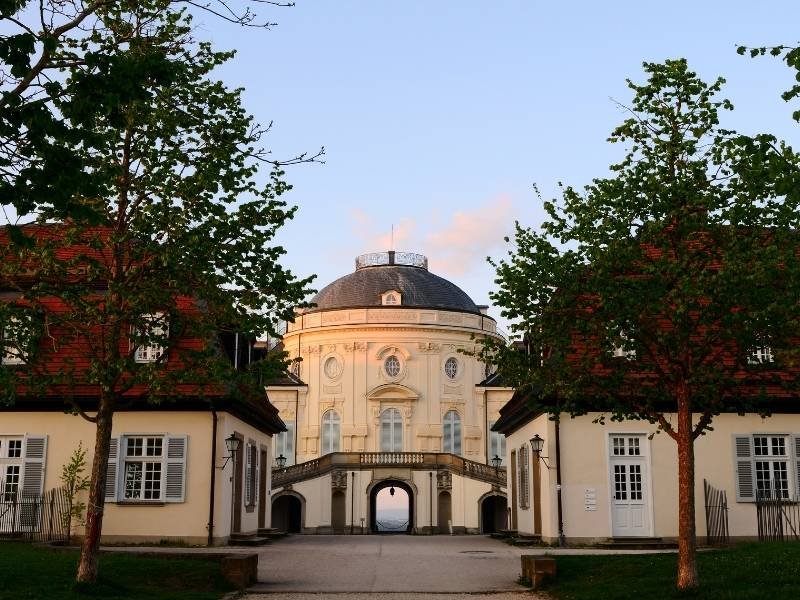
[676,391,699,590]
[75,394,115,583]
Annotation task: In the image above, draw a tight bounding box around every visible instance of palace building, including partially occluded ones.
[266,251,512,534]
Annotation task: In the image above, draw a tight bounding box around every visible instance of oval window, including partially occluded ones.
[384,355,401,378]
[444,357,459,380]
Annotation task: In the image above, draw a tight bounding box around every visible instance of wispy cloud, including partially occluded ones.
[426,195,513,276]
[347,195,514,280]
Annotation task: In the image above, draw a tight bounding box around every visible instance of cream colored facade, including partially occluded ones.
[504,411,800,543]
[0,410,273,544]
[266,252,513,533]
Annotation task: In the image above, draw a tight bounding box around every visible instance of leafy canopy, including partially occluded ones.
[481,59,800,437]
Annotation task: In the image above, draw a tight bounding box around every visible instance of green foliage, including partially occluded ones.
[737,43,800,122]
[0,4,315,408]
[481,59,800,437]
[60,443,90,538]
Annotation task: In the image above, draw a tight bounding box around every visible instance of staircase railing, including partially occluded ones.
[272,452,506,488]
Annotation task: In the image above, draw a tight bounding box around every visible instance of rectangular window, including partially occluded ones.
[275,422,295,466]
[2,465,20,501]
[752,435,790,499]
[489,423,506,466]
[132,313,168,363]
[614,464,627,500]
[123,436,164,500]
[749,346,774,365]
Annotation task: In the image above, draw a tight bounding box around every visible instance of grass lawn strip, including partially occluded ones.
[0,541,235,600]
[546,542,800,599]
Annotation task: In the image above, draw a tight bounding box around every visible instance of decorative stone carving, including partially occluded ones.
[331,470,348,490]
[437,470,452,490]
[323,384,343,395]
[343,341,368,353]
[305,344,322,354]
[417,341,441,353]
[443,384,463,396]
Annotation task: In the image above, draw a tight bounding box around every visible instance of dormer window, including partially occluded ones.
[132,313,168,363]
[749,346,774,365]
[1,313,34,366]
[381,290,402,306]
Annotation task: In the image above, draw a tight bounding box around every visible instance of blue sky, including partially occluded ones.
[123,3,800,330]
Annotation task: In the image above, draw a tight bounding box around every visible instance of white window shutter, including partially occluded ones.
[22,435,47,497]
[733,435,755,502]
[105,438,119,502]
[793,435,800,499]
[165,435,188,502]
[254,446,260,508]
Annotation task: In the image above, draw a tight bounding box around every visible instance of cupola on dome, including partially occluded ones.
[304,251,480,315]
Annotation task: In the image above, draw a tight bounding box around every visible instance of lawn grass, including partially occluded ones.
[0,542,235,600]
[546,543,800,600]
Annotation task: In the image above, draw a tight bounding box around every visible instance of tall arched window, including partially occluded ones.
[380,408,403,452]
[321,410,340,455]
[443,410,462,455]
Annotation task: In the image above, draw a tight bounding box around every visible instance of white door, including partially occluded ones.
[608,434,651,537]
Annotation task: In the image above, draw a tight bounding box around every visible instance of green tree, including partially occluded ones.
[0,3,314,584]
[1,0,302,225]
[480,59,800,590]
[60,442,90,544]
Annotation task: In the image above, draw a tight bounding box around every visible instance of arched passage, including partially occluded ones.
[272,492,304,533]
[479,493,508,534]
[369,479,414,534]
[437,491,452,533]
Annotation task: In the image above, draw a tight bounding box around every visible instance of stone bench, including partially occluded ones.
[221,553,259,589]
[520,555,556,590]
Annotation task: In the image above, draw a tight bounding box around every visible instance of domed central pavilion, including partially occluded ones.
[267,252,511,534]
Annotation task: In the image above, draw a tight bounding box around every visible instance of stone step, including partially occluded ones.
[229,534,271,547]
[599,537,677,550]
[257,528,288,540]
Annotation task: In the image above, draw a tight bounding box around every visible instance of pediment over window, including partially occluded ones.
[367,383,419,401]
[381,290,402,306]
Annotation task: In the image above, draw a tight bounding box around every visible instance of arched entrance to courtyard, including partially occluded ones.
[272,491,304,533]
[479,493,508,534]
[369,479,413,534]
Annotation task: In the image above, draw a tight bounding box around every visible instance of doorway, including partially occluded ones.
[272,493,303,533]
[608,434,652,537]
[480,494,508,533]
[370,480,413,533]
[437,491,452,533]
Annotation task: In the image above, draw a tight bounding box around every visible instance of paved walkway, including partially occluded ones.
[247,535,530,595]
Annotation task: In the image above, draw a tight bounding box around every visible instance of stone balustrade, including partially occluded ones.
[272,452,506,488]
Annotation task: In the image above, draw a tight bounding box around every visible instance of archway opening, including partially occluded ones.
[437,491,452,533]
[480,494,508,534]
[272,494,302,533]
[370,480,412,534]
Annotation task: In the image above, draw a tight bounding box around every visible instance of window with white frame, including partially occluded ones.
[132,313,168,363]
[754,435,790,499]
[380,408,403,452]
[0,436,23,501]
[275,421,295,466]
[1,314,33,365]
[381,290,402,306]
[384,355,401,378]
[321,410,340,455]
[734,433,800,502]
[489,423,506,466]
[748,346,774,365]
[244,443,258,507]
[123,436,164,500]
[443,410,462,455]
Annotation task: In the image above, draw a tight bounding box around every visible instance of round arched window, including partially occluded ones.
[324,356,341,379]
[444,357,459,380]
[384,355,401,378]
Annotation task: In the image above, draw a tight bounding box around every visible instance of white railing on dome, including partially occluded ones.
[355,251,428,270]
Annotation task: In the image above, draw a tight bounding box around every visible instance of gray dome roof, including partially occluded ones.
[305,252,480,315]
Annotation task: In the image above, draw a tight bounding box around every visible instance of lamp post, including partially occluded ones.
[491,454,502,473]
[276,454,287,470]
[224,434,241,539]
[529,434,551,468]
